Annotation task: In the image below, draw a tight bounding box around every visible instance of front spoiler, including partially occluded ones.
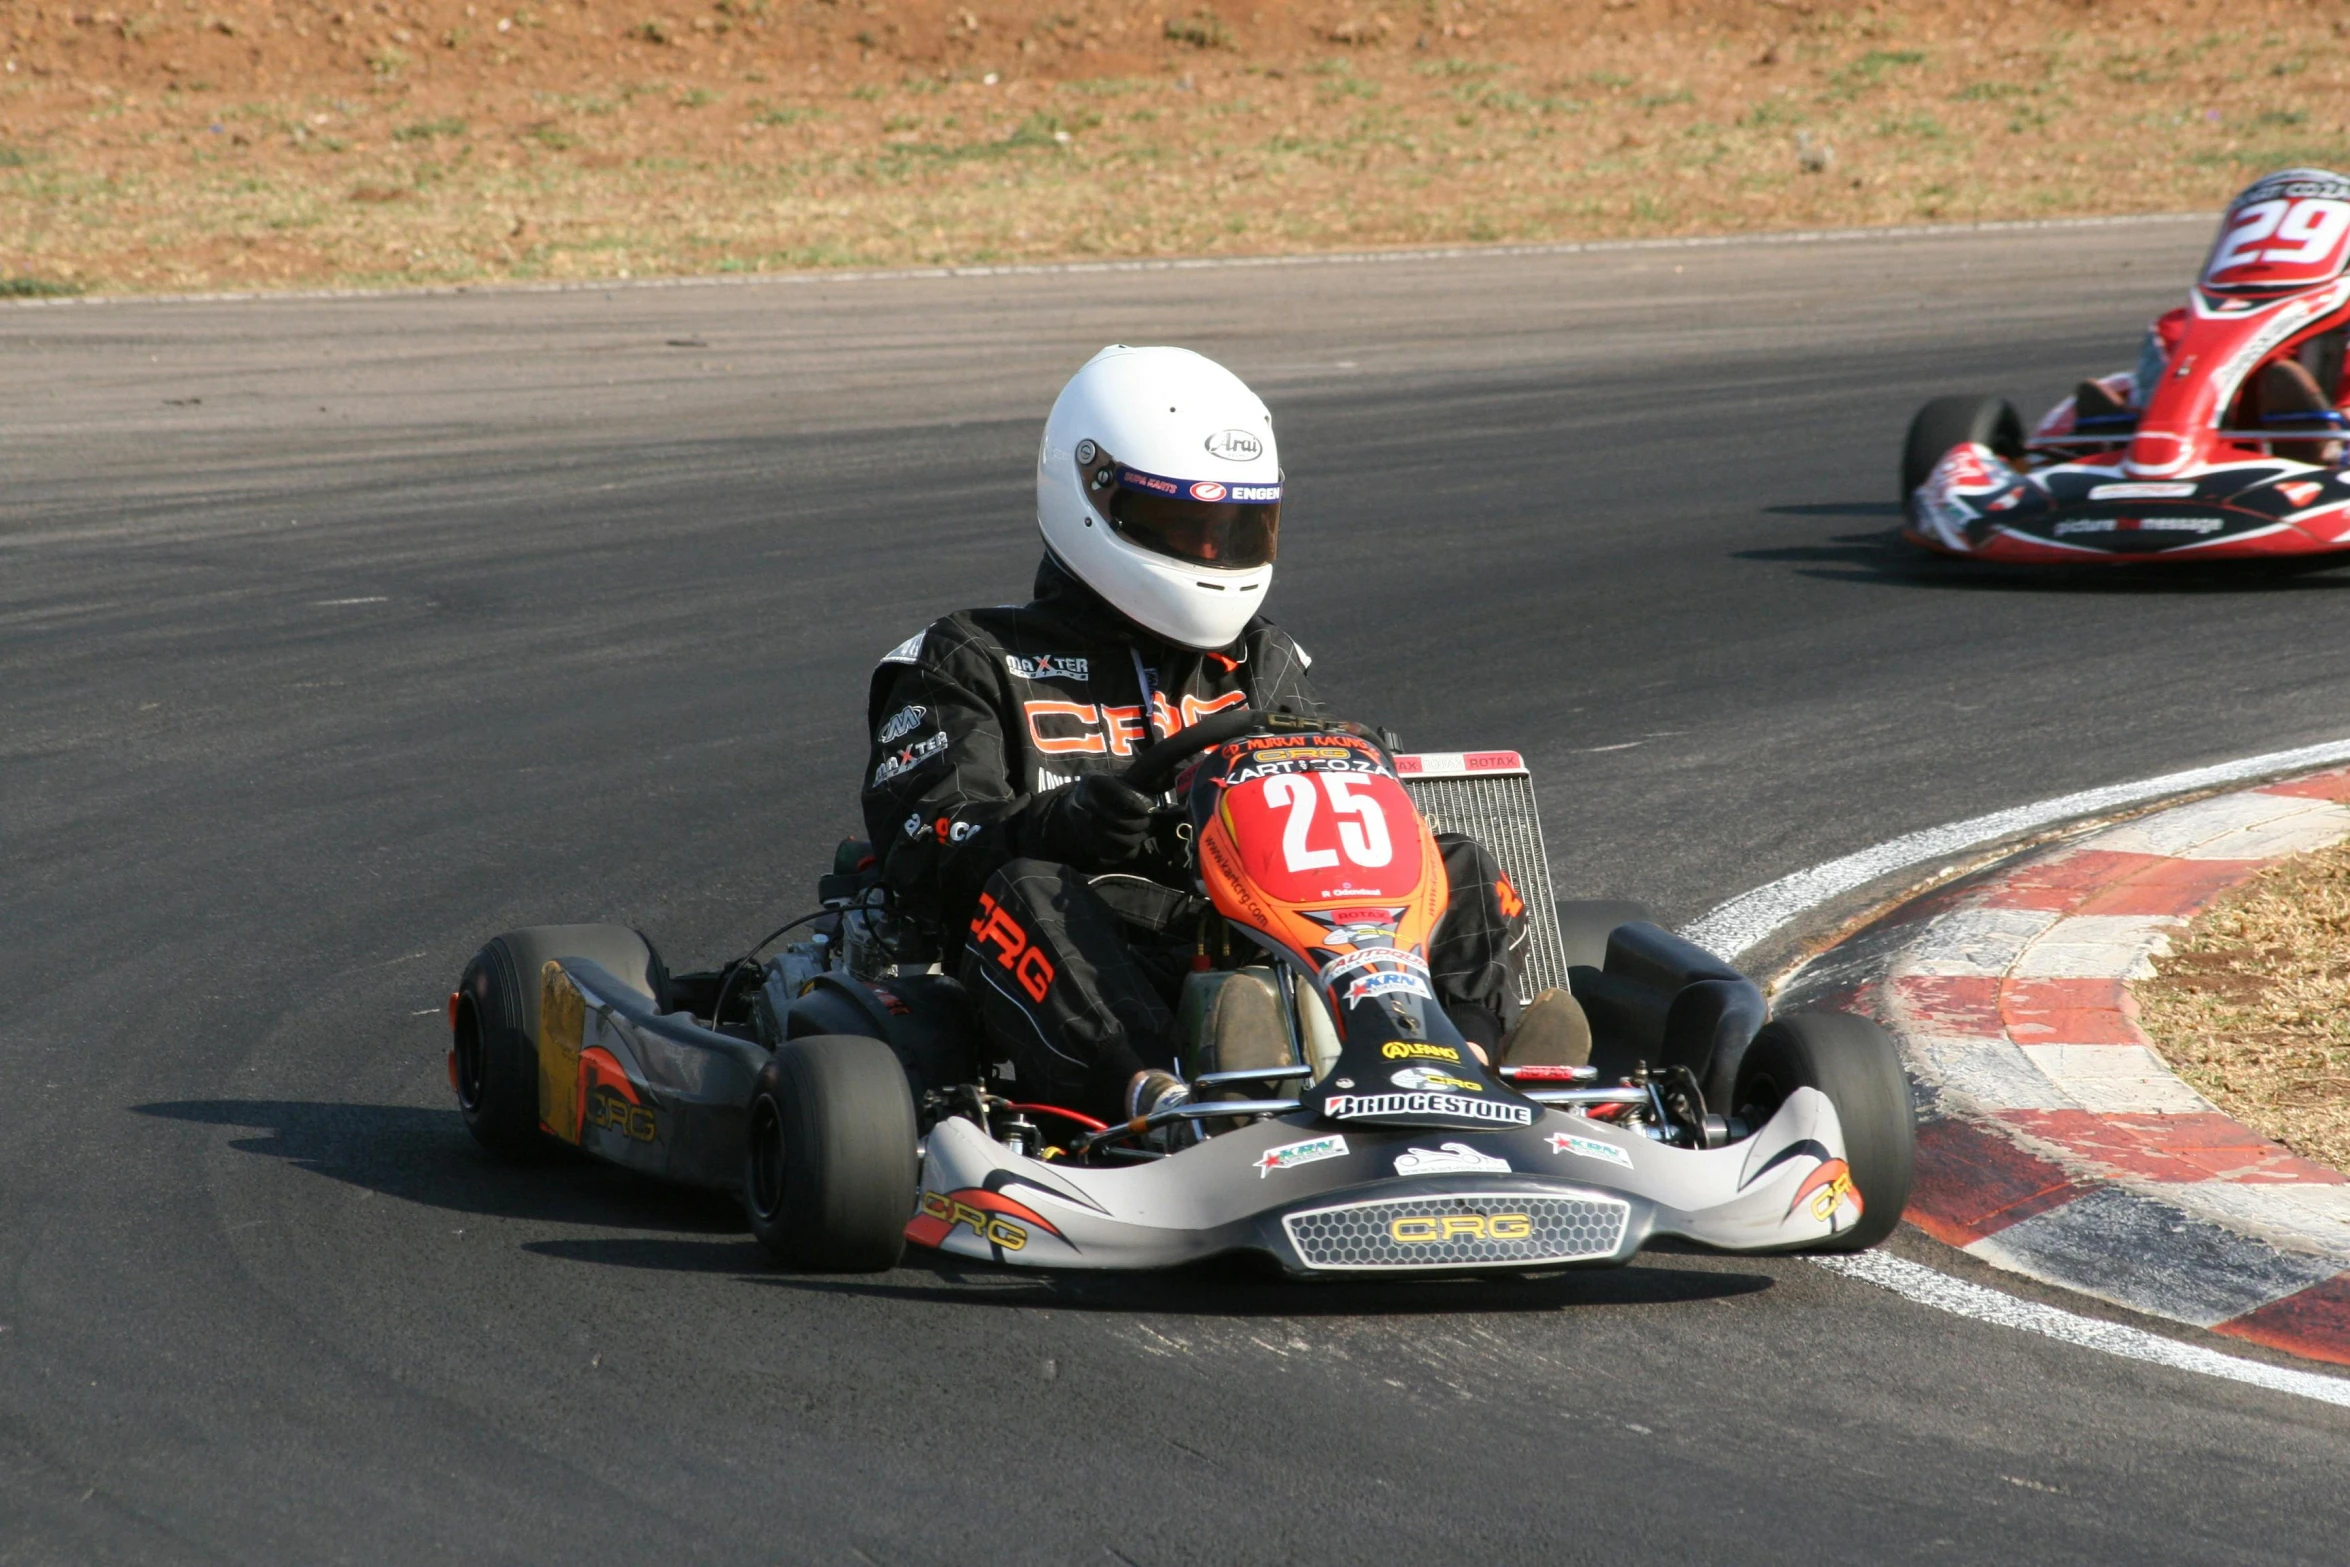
[908,1088,1867,1275]
[1905,447,2350,563]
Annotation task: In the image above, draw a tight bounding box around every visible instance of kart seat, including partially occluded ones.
[2243,357,2343,465]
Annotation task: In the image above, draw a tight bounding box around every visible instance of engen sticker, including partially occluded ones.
[1256,1133,1349,1178]
[1118,463,1282,505]
[1549,1130,1633,1168]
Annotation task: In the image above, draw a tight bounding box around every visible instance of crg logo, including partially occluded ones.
[1205,428,1263,462]
[1389,1212,1532,1243]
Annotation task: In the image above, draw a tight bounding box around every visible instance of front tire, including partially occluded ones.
[745,1035,918,1271]
[1901,394,2024,500]
[453,924,661,1159]
[1729,1011,1915,1251]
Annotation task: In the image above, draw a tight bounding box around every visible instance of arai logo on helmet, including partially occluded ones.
[1204,428,1263,462]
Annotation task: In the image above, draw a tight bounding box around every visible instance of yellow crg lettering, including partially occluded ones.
[1389,1212,1533,1244]
[924,1192,1029,1250]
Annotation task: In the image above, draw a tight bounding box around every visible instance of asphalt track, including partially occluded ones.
[11,218,2350,1564]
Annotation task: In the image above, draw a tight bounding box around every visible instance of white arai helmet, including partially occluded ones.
[1037,345,1282,651]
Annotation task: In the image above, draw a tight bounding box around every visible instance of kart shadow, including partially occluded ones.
[1745,509,2350,593]
[133,1098,744,1234]
[724,1251,1777,1317]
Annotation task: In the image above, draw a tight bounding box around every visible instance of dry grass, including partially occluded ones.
[2140,838,2350,1172]
[4,0,2349,294]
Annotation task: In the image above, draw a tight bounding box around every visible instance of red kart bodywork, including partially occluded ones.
[1907,169,2350,563]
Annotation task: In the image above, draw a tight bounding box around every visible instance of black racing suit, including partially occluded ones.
[860,557,1526,1120]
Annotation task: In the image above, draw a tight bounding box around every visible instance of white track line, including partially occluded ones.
[1679,738,2350,1407]
[1681,735,2350,960]
[1814,1253,2350,1409]
[6,212,2207,311]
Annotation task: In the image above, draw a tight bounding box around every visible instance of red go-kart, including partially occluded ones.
[1903,168,2350,563]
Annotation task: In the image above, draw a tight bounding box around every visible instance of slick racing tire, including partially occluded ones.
[453,924,663,1159]
[745,1035,918,1271]
[1554,900,1655,971]
[1901,395,2024,501]
[1729,1011,1915,1252]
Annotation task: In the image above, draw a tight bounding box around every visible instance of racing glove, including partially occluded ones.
[1023,773,1155,871]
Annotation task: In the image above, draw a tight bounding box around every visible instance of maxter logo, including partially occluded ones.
[1006,653,1090,683]
[1389,1212,1532,1244]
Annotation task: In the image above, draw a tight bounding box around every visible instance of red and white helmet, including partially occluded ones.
[1037,346,1282,651]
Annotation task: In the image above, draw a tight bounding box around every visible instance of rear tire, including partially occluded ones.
[1902,395,2024,500]
[1555,900,1655,971]
[453,924,661,1159]
[745,1035,918,1271]
[1729,1011,1915,1252]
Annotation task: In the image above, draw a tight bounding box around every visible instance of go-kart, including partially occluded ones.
[1902,168,2350,563]
[446,710,1916,1274]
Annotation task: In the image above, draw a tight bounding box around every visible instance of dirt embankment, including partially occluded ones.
[2142,838,2350,1173]
[3,0,2343,292]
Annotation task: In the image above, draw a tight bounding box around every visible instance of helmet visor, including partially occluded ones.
[1079,445,1280,569]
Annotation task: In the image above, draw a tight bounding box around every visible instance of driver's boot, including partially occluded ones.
[1498,988,1593,1070]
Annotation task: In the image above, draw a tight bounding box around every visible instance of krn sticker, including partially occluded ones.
[1255,1134,1349,1178]
[1548,1130,1633,1168]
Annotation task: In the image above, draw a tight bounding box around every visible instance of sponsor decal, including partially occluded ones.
[1791,1158,1862,1224]
[1392,1142,1511,1177]
[2280,480,2325,508]
[1024,699,1151,757]
[967,892,1056,1003]
[1204,428,1264,462]
[905,1186,1065,1253]
[1256,1133,1349,1178]
[1006,652,1090,683]
[1390,1066,1484,1095]
[2090,481,2198,500]
[1345,970,1436,1007]
[1320,946,1429,985]
[1494,871,1525,920]
[577,1048,657,1143]
[879,630,926,666]
[877,704,928,744]
[1324,1092,1535,1127]
[1548,1130,1633,1168]
[2134,516,2227,533]
[584,1091,657,1142]
[872,730,952,785]
[904,812,982,844]
[1118,463,1283,505]
[1381,1041,1461,1063]
[1389,1212,1533,1244]
[1930,443,2001,493]
[2052,519,2116,537]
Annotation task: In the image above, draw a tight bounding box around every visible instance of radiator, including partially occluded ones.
[1397,751,1569,1003]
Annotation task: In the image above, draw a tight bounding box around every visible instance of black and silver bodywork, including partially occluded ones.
[454,745,1903,1276]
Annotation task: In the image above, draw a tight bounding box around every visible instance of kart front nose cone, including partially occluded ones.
[1280,1189,1630,1271]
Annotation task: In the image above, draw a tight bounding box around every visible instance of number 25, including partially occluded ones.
[1266,773,1395,872]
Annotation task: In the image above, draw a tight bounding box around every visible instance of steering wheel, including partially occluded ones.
[1120,707,1261,794]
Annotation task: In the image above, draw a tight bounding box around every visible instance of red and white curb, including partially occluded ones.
[1777,769,2350,1367]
